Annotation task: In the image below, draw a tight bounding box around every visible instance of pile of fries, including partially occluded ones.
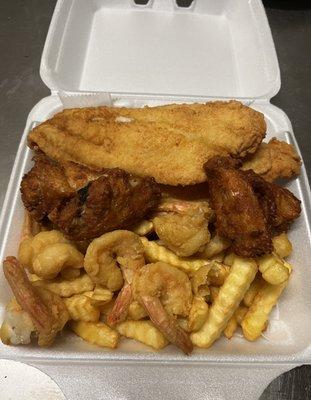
[0,213,293,353]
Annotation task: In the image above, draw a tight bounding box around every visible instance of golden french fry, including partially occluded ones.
[223,305,248,339]
[128,301,148,320]
[188,296,209,332]
[209,252,225,263]
[272,233,292,258]
[116,320,168,350]
[64,294,100,322]
[258,254,291,285]
[132,220,154,236]
[191,256,257,348]
[200,235,231,259]
[208,262,230,286]
[235,305,248,325]
[33,274,94,298]
[178,318,189,332]
[99,298,116,316]
[190,265,211,299]
[241,281,288,341]
[209,286,220,303]
[141,237,208,273]
[223,314,238,339]
[243,274,265,307]
[71,320,118,348]
[223,252,236,267]
[83,286,113,306]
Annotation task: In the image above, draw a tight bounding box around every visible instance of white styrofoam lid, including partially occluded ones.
[41,0,280,99]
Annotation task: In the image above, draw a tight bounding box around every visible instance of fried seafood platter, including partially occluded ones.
[1,101,302,354]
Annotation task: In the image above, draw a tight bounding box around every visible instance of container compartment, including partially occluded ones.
[41,0,279,98]
[0,96,310,364]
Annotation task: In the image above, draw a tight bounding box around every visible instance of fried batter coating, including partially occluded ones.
[204,157,301,257]
[21,154,161,241]
[49,169,160,241]
[21,153,74,221]
[242,138,301,182]
[28,101,266,185]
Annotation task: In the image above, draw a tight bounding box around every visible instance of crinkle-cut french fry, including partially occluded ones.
[141,237,208,273]
[190,265,211,299]
[71,320,118,348]
[188,296,209,332]
[258,254,291,285]
[243,274,265,307]
[200,235,231,259]
[33,274,94,297]
[223,314,238,339]
[223,252,236,267]
[209,286,220,303]
[208,262,230,286]
[83,286,113,306]
[209,251,225,263]
[235,305,248,325]
[272,233,292,258]
[223,305,248,339]
[132,220,154,236]
[128,301,148,320]
[99,298,116,316]
[64,294,100,322]
[116,320,168,350]
[191,257,257,348]
[241,280,287,341]
[61,268,81,280]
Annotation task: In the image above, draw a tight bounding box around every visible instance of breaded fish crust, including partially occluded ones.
[28,101,266,185]
[241,138,301,182]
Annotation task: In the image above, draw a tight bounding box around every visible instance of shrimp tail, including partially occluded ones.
[3,257,54,336]
[141,295,193,355]
[107,284,132,326]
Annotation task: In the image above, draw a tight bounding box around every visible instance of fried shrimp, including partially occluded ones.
[85,230,145,326]
[133,262,193,354]
[153,199,212,257]
[3,257,69,346]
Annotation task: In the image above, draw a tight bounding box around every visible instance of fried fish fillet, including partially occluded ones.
[242,138,301,182]
[28,101,266,185]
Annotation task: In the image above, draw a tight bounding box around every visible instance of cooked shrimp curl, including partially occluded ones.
[153,198,212,257]
[85,230,145,326]
[133,262,193,354]
[2,256,69,346]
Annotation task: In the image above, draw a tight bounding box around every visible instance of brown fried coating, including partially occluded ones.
[21,154,161,241]
[204,157,301,258]
[205,157,272,257]
[242,138,301,182]
[49,169,161,241]
[28,101,266,185]
[21,153,74,221]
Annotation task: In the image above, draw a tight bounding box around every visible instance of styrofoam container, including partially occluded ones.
[0,1,310,399]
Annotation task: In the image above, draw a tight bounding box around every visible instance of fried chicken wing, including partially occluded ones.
[204,157,301,257]
[49,169,161,241]
[242,138,301,182]
[28,101,266,185]
[21,155,161,241]
[21,153,75,221]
